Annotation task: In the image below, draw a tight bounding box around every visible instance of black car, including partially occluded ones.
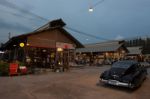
[100,60,147,88]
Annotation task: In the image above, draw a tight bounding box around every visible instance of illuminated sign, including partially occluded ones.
[56,42,75,49]
[19,43,25,47]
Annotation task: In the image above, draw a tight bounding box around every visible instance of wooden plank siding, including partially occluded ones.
[27,29,76,48]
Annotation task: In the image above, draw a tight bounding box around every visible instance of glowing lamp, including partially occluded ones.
[19,43,25,47]
[57,48,63,52]
[89,7,93,12]
[26,43,30,46]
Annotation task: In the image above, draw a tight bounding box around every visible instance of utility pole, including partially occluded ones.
[8,32,11,40]
[8,32,11,61]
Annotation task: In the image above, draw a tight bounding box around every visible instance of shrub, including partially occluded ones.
[0,60,9,76]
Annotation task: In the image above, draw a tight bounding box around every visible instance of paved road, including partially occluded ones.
[0,66,150,99]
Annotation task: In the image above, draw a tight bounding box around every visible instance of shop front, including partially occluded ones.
[75,40,128,66]
[1,19,83,71]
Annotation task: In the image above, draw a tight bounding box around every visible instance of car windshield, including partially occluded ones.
[112,61,136,69]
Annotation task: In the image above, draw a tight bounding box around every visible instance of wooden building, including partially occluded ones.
[75,40,128,65]
[126,46,143,61]
[1,19,83,70]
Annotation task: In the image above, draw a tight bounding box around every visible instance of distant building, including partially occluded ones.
[125,37,150,55]
[126,46,143,61]
[125,37,150,61]
[127,46,142,56]
[75,40,128,65]
[1,19,83,70]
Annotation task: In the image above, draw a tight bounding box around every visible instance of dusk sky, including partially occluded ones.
[0,0,150,44]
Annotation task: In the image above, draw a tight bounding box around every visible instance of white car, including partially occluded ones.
[140,62,150,68]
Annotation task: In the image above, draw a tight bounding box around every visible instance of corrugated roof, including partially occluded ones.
[127,46,142,55]
[76,40,124,52]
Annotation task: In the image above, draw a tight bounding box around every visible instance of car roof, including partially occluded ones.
[115,60,138,63]
[112,60,138,68]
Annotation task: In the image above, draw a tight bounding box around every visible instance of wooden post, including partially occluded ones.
[67,49,70,70]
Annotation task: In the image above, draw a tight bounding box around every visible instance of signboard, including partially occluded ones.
[27,37,56,48]
[56,42,75,49]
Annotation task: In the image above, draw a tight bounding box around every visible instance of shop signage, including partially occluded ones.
[19,43,25,47]
[56,42,75,49]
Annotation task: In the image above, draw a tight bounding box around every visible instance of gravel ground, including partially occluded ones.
[0,66,150,99]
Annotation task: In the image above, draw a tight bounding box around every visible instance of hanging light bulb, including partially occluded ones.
[89,7,93,12]
[88,0,105,12]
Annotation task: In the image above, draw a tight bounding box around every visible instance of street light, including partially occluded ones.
[89,7,94,12]
[88,0,105,12]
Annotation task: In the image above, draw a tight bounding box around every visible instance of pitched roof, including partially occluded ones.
[35,19,66,32]
[127,46,142,55]
[76,40,125,52]
[1,19,83,49]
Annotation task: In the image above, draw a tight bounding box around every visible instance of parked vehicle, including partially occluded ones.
[100,60,147,89]
[140,62,150,68]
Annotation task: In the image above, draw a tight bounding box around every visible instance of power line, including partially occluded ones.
[89,0,105,12]
[0,1,109,41]
[8,32,11,40]
[2,1,148,42]
[0,9,34,21]
[93,0,105,8]
[1,0,111,41]
[65,26,108,41]
[0,0,48,22]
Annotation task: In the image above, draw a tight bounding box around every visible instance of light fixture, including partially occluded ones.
[42,49,46,52]
[26,43,30,46]
[89,7,93,12]
[0,51,4,54]
[88,0,105,12]
[57,48,63,52]
[19,43,25,47]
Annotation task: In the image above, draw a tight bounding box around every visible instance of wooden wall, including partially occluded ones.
[27,29,75,48]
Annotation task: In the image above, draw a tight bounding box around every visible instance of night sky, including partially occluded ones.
[0,0,150,44]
